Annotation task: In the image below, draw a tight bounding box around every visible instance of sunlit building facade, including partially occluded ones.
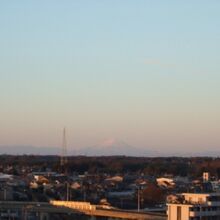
[167,193,220,220]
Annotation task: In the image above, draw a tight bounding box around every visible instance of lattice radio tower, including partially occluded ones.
[60,127,68,167]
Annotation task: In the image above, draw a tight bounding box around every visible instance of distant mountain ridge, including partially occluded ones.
[0,142,219,157]
[0,139,158,156]
[0,145,60,155]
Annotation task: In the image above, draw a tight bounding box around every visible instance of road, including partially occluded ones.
[0,201,167,220]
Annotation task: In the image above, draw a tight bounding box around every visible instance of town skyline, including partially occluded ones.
[0,1,220,154]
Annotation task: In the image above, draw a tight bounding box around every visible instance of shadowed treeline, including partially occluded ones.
[1,155,220,178]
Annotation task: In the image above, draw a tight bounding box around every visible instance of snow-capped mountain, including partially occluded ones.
[77,138,158,157]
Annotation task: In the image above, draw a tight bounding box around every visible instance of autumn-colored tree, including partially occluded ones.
[141,183,165,206]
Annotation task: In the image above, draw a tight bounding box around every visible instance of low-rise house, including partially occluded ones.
[157,177,175,189]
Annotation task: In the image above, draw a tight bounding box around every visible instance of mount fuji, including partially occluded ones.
[77,138,158,157]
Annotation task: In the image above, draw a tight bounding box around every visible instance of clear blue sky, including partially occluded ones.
[0,1,220,153]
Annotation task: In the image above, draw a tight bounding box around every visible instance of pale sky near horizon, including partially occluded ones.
[0,1,220,153]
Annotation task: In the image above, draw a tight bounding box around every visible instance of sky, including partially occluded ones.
[0,1,220,154]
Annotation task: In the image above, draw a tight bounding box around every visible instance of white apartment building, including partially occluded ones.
[167,193,220,220]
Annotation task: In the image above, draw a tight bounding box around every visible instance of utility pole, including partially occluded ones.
[66,182,69,201]
[137,187,140,212]
[3,188,6,201]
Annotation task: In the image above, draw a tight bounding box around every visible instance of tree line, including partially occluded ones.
[1,155,220,178]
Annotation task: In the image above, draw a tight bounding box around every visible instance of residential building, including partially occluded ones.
[167,193,220,220]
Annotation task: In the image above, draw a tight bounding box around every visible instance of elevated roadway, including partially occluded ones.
[0,201,167,220]
[51,200,167,219]
[0,201,80,214]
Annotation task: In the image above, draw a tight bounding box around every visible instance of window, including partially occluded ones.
[177,206,181,220]
[202,207,206,211]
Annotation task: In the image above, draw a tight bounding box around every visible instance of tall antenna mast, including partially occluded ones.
[60,127,67,167]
